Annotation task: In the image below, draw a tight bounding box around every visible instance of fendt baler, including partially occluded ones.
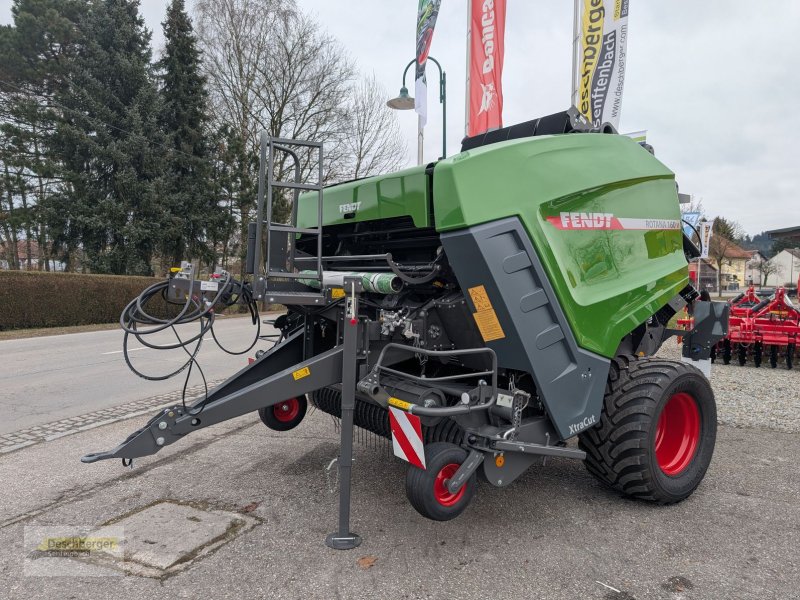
[83,111,728,548]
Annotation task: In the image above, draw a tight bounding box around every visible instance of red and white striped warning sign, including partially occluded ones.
[388,406,426,469]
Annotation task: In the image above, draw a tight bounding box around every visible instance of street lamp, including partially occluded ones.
[386,57,447,164]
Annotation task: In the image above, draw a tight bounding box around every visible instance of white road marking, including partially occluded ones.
[101,347,146,355]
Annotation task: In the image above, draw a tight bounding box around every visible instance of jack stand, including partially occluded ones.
[326,278,362,550]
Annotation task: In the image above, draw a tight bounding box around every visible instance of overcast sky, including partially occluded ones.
[2,1,798,235]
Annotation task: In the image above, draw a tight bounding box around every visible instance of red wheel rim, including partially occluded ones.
[273,398,300,423]
[433,463,465,507]
[655,392,701,476]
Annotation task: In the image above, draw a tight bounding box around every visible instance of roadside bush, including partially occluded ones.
[0,271,160,330]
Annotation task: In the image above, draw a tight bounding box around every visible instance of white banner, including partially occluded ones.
[699,222,713,259]
[415,0,442,127]
[571,0,630,129]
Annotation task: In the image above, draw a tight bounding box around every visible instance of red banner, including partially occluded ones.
[468,0,506,137]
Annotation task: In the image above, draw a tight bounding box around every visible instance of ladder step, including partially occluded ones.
[269,181,321,191]
[266,271,321,280]
[261,291,327,306]
[269,224,320,235]
[270,137,323,149]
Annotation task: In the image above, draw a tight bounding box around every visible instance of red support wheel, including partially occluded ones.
[406,442,476,521]
[258,396,308,431]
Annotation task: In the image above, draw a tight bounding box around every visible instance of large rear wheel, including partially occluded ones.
[579,356,717,504]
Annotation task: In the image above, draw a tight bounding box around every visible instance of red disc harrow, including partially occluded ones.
[679,280,799,369]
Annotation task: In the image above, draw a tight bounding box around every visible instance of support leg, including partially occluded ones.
[326,282,362,550]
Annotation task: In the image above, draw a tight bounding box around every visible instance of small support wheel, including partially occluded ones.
[737,344,747,366]
[788,344,795,370]
[258,396,307,431]
[709,344,717,363]
[722,339,731,365]
[406,442,476,521]
[753,342,762,368]
[770,345,779,369]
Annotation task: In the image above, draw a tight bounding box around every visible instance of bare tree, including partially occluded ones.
[194,0,292,270]
[195,0,408,272]
[707,217,744,297]
[342,74,407,179]
[252,11,354,181]
[752,258,781,287]
[679,196,705,216]
[195,0,291,151]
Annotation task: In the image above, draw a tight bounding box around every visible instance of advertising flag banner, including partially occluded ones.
[699,222,713,259]
[415,0,442,127]
[467,0,507,137]
[624,129,647,144]
[572,0,629,129]
[682,211,701,238]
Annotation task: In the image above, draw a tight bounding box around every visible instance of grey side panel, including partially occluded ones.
[440,218,610,440]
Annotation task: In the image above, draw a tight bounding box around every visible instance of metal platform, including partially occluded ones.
[252,133,327,305]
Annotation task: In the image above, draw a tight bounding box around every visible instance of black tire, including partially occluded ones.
[770,345,778,369]
[753,342,762,368]
[709,344,717,364]
[406,442,476,521]
[578,356,717,505]
[738,344,747,366]
[722,339,731,365]
[258,396,307,431]
[788,344,795,370]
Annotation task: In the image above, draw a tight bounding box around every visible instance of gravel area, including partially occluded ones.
[656,342,800,433]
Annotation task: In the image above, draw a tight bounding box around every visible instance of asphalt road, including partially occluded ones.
[0,410,797,599]
[0,316,277,434]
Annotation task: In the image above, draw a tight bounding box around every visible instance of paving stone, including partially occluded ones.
[0,380,224,455]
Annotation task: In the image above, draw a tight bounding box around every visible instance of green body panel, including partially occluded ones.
[432,134,689,357]
[297,164,430,229]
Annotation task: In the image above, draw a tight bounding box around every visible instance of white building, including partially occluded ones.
[744,251,767,285]
[765,248,800,287]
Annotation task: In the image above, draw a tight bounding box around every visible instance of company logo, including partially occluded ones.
[578,0,605,123]
[480,0,497,74]
[547,212,681,231]
[568,414,597,435]
[338,202,361,214]
[478,83,497,114]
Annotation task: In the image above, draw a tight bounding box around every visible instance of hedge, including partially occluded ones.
[0,270,161,330]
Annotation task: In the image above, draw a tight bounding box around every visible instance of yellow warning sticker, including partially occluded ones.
[468,285,494,312]
[292,366,311,381]
[468,285,505,342]
[331,288,345,299]
[387,397,413,411]
[472,309,505,342]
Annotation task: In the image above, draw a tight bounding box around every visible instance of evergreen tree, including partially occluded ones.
[54,0,164,275]
[0,0,85,270]
[157,0,220,267]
